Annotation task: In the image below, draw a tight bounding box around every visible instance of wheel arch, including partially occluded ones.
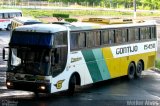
[69,72,81,86]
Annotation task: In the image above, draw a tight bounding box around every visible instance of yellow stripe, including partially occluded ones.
[102,47,156,79]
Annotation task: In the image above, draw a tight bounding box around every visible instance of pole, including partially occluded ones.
[133,0,136,19]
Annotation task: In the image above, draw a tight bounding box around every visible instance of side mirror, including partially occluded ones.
[3,47,9,61]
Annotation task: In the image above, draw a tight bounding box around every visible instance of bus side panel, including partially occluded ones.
[69,51,94,85]
[120,57,129,76]
[146,51,156,69]
[0,19,10,29]
[82,49,111,83]
[102,47,124,78]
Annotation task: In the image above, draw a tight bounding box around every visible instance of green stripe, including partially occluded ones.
[82,49,103,82]
[92,49,110,80]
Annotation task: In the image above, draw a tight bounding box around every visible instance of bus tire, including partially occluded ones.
[135,61,143,78]
[67,75,76,96]
[6,24,11,31]
[128,62,136,80]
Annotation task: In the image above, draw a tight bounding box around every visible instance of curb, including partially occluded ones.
[151,68,160,74]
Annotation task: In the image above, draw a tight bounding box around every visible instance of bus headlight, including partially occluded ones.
[6,81,13,86]
[39,85,46,90]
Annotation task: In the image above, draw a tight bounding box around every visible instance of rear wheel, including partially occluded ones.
[128,63,136,80]
[6,24,11,31]
[135,61,143,78]
[67,75,76,95]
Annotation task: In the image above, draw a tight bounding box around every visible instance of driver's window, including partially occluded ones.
[51,31,68,77]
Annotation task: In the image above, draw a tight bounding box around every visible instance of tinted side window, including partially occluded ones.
[101,30,109,45]
[70,32,86,50]
[16,12,22,17]
[54,32,68,47]
[115,29,122,43]
[70,32,79,50]
[86,31,94,47]
[0,13,3,18]
[128,28,135,42]
[146,27,151,39]
[79,32,86,48]
[9,13,16,18]
[140,27,146,40]
[135,28,140,41]
[94,31,101,46]
[151,27,156,39]
[109,30,115,44]
[4,13,9,19]
[122,29,128,42]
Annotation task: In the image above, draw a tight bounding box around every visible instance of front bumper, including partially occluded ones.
[6,80,51,93]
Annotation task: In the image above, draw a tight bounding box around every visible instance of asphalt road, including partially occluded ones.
[0,29,160,106]
[0,70,160,106]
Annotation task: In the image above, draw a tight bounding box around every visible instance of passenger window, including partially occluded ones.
[0,13,3,19]
[79,32,86,48]
[151,27,156,39]
[70,32,79,50]
[94,31,101,46]
[70,32,85,50]
[146,27,151,39]
[140,27,146,40]
[9,13,16,18]
[122,29,128,42]
[4,13,9,19]
[86,31,94,47]
[16,13,22,17]
[101,30,109,45]
[109,30,115,44]
[115,29,122,43]
[128,28,135,42]
[135,28,140,41]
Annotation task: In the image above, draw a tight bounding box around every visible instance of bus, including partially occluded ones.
[11,17,42,30]
[3,18,157,95]
[0,9,22,30]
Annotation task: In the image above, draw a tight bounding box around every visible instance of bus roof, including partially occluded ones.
[68,20,156,31]
[13,20,156,33]
[14,24,68,33]
[0,9,22,13]
[12,17,42,24]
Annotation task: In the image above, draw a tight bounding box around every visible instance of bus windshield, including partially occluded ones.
[9,47,50,76]
[8,31,68,76]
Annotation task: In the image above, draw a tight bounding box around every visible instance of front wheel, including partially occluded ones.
[6,24,11,31]
[128,63,136,80]
[67,75,76,95]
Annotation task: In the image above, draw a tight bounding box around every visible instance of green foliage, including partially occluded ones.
[53,13,69,18]
[64,18,78,22]
[48,0,160,9]
[22,9,160,18]
[155,59,160,69]
[53,13,69,21]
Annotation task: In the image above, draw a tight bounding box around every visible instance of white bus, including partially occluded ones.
[3,18,157,95]
[0,9,22,30]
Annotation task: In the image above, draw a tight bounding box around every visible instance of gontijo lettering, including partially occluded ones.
[116,45,138,55]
